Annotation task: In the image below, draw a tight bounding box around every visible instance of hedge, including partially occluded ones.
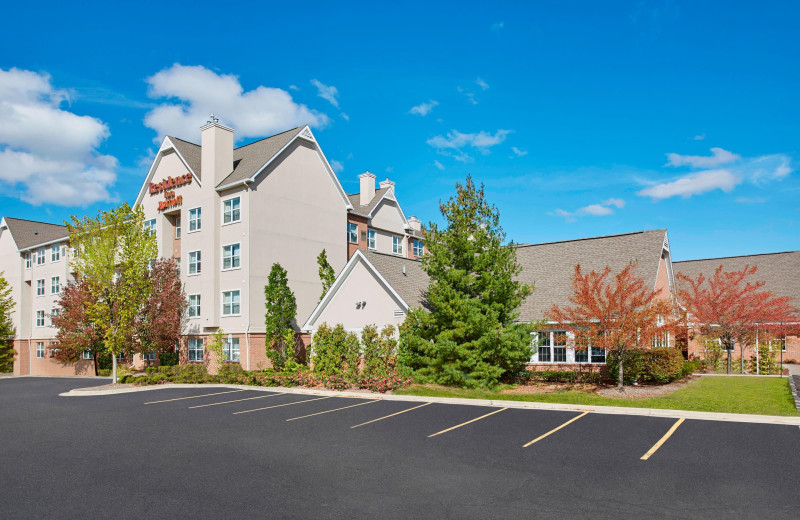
[607,348,686,385]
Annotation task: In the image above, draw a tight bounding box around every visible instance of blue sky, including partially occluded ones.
[1,0,797,261]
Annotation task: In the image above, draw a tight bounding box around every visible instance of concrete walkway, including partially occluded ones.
[785,364,800,411]
[58,381,800,426]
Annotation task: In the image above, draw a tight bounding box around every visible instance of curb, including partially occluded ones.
[60,382,800,426]
[788,375,800,412]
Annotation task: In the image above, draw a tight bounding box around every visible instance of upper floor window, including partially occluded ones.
[175,217,182,239]
[412,239,424,257]
[24,253,31,269]
[36,279,45,296]
[222,244,240,270]
[222,290,241,316]
[223,197,241,224]
[188,294,201,318]
[367,229,376,250]
[36,248,45,265]
[347,223,358,244]
[36,310,45,327]
[188,251,201,275]
[49,308,59,326]
[188,207,201,232]
[51,276,60,294]
[51,244,60,262]
[144,219,156,236]
[392,235,403,255]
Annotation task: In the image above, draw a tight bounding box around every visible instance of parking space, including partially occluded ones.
[2,378,799,519]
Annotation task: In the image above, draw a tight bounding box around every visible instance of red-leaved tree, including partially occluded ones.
[548,264,675,389]
[677,265,799,374]
[135,258,187,359]
[52,279,105,374]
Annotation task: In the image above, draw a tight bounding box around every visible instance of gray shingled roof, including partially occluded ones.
[362,250,429,308]
[674,251,800,306]
[515,229,668,321]
[166,126,305,188]
[347,187,391,217]
[2,217,69,250]
[363,229,668,322]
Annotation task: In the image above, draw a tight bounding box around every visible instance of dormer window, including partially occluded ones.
[223,197,241,224]
[392,235,403,255]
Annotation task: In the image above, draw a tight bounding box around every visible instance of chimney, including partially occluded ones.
[379,177,395,191]
[200,114,234,187]
[359,171,376,206]
[408,216,421,231]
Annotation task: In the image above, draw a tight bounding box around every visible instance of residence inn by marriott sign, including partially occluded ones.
[150,173,192,211]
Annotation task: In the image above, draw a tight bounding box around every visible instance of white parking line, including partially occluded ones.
[144,390,245,405]
[286,400,380,422]
[233,396,333,415]
[351,402,433,429]
[189,393,286,409]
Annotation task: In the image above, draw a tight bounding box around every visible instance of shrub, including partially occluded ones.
[748,346,782,375]
[98,355,112,370]
[516,370,601,385]
[312,323,359,378]
[159,352,179,366]
[361,325,398,379]
[322,374,350,390]
[607,348,684,385]
[357,374,413,393]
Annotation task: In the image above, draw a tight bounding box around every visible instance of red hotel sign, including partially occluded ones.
[150,174,192,211]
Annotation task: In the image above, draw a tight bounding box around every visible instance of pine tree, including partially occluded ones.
[398,175,532,388]
[317,249,336,302]
[264,263,298,371]
[0,272,16,372]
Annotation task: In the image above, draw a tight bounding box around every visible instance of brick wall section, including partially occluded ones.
[13,339,96,376]
[347,214,369,260]
[688,332,800,364]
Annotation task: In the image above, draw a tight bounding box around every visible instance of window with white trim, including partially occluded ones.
[82,351,92,360]
[36,279,45,296]
[188,207,201,232]
[24,253,31,269]
[175,217,182,239]
[50,347,60,358]
[222,244,240,270]
[36,310,45,327]
[36,248,45,265]
[51,276,60,294]
[222,290,240,316]
[348,223,358,244]
[144,219,156,236]
[768,336,787,351]
[175,257,181,276]
[188,294,201,318]
[36,342,44,358]
[392,235,403,255]
[188,251,201,274]
[188,338,204,361]
[536,330,568,363]
[224,337,240,362]
[223,197,241,224]
[367,229,376,249]
[412,239,423,257]
[49,308,59,326]
[51,244,60,262]
[144,352,156,361]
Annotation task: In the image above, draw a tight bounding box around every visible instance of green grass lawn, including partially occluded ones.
[394,376,800,416]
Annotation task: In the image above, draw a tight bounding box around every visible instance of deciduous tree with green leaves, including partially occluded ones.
[264,263,298,371]
[67,203,157,381]
[317,249,336,302]
[0,272,15,372]
[398,175,533,388]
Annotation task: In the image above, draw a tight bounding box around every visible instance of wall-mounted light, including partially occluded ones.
[356,301,367,309]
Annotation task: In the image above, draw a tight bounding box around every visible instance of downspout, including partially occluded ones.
[246,324,251,371]
[245,179,252,371]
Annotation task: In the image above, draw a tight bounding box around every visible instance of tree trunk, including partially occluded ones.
[93,353,99,377]
[726,346,731,374]
[739,343,745,374]
[617,356,624,389]
[112,355,117,384]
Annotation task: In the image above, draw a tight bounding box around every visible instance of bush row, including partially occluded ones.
[607,348,688,385]
[515,370,602,385]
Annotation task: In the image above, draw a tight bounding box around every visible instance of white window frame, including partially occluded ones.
[144,218,157,236]
[222,290,241,316]
[392,235,403,255]
[82,350,92,360]
[224,336,240,362]
[36,248,45,265]
[412,239,423,257]
[188,338,204,362]
[532,330,606,364]
[175,216,182,239]
[188,250,201,275]
[367,229,376,250]
[222,243,241,271]
[36,279,45,296]
[188,207,201,233]
[188,294,201,318]
[49,308,58,326]
[35,310,45,327]
[222,196,241,225]
[51,276,60,294]
[36,342,44,358]
[24,253,31,269]
[347,223,358,244]
[51,244,60,262]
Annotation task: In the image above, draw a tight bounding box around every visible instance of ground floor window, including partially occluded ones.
[533,331,606,364]
[224,337,240,362]
[143,352,155,361]
[82,351,92,360]
[36,342,44,358]
[188,338,203,362]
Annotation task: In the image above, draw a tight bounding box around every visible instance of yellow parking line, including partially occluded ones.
[428,408,508,438]
[233,396,333,415]
[351,402,433,429]
[523,412,588,448]
[641,418,684,461]
[144,390,245,405]
[188,393,286,409]
[286,399,381,422]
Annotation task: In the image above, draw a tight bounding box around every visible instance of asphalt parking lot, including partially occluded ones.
[1,378,799,519]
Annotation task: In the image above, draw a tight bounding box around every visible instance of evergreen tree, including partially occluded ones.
[398,175,532,388]
[264,263,298,370]
[317,249,336,302]
[0,272,15,372]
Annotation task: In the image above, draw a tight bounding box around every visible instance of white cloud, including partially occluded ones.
[433,160,445,170]
[692,133,706,141]
[666,147,740,168]
[638,169,740,199]
[340,112,350,121]
[427,129,512,162]
[475,77,490,91]
[552,198,626,220]
[511,146,528,158]
[0,67,117,206]
[143,64,329,141]
[409,100,439,116]
[310,78,340,108]
[457,86,478,105]
[330,160,344,173]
